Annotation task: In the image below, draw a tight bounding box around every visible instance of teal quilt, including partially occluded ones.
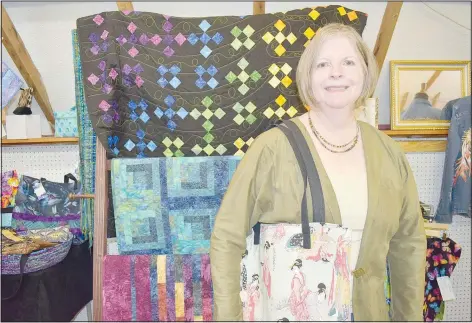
[111,156,240,254]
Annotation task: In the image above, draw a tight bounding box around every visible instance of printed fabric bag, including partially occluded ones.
[240,120,354,321]
[11,174,85,244]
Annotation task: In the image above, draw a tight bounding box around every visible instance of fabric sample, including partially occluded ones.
[72,29,97,245]
[1,61,24,109]
[103,254,213,321]
[423,237,461,322]
[54,106,79,137]
[76,6,367,158]
[111,156,240,254]
[1,170,19,209]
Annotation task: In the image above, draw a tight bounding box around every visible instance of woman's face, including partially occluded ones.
[310,36,364,110]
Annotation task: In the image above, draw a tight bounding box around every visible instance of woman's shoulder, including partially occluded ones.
[359,121,404,157]
[246,124,291,154]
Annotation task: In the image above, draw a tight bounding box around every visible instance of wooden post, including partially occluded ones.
[253,1,265,15]
[116,1,134,12]
[373,2,403,81]
[92,139,109,322]
[1,4,55,130]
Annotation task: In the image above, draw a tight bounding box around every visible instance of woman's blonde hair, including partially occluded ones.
[296,23,378,109]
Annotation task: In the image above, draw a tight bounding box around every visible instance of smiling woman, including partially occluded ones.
[296,23,378,112]
[211,22,426,322]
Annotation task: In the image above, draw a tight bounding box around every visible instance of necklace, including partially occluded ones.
[308,112,360,154]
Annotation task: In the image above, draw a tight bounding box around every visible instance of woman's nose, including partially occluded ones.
[329,65,343,79]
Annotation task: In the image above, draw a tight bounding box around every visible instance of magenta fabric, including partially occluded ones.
[102,254,213,321]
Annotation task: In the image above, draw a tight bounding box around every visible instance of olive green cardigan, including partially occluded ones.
[210,118,426,321]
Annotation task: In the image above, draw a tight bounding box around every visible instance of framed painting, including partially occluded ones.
[390,60,470,133]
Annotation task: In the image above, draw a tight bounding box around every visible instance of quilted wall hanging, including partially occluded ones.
[103,254,213,321]
[111,156,240,255]
[76,6,367,158]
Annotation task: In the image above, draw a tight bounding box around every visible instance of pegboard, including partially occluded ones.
[1,146,470,322]
[406,152,445,208]
[1,145,80,182]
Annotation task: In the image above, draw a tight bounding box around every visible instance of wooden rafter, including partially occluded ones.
[400,92,409,111]
[432,92,441,106]
[116,1,134,12]
[253,1,265,15]
[425,70,442,92]
[373,2,403,86]
[1,4,55,130]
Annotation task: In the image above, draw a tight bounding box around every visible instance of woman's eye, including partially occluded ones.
[344,60,355,66]
[317,62,329,68]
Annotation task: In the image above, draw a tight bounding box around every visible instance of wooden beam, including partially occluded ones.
[400,92,409,111]
[373,2,403,82]
[116,1,134,11]
[425,70,442,92]
[382,129,448,137]
[2,136,78,146]
[397,140,447,153]
[92,139,108,322]
[432,92,441,106]
[1,5,55,130]
[253,1,265,15]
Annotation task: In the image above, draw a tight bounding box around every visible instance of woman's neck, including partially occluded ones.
[309,107,357,134]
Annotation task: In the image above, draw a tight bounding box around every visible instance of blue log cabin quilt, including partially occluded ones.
[111,156,240,254]
[76,6,367,158]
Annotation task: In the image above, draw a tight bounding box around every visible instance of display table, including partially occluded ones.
[1,242,93,322]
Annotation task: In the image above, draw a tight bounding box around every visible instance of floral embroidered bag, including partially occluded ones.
[240,120,354,321]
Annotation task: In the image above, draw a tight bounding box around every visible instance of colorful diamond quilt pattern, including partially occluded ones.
[77,6,367,157]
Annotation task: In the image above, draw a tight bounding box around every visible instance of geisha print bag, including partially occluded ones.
[240,120,354,321]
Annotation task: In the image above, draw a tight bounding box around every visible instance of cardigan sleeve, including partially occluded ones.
[210,131,276,321]
[387,150,427,321]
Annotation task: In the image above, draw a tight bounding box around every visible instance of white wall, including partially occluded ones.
[1,1,470,135]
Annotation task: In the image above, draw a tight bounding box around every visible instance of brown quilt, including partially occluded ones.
[76,6,367,158]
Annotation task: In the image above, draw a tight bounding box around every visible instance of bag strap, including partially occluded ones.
[1,253,30,301]
[276,122,311,249]
[283,120,325,223]
[252,120,325,249]
[64,173,79,190]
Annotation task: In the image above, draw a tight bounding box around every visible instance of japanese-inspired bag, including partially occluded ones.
[240,120,354,321]
[11,174,85,244]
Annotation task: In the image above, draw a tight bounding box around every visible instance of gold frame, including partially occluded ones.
[390,60,471,133]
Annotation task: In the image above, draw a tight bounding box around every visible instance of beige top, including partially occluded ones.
[210,117,426,322]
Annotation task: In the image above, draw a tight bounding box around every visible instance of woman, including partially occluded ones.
[210,23,426,321]
[288,259,315,321]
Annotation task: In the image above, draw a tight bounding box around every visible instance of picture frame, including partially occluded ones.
[390,60,471,133]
